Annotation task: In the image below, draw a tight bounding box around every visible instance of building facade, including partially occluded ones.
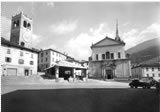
[38,49,67,71]
[132,63,160,78]
[89,22,131,79]
[1,12,38,76]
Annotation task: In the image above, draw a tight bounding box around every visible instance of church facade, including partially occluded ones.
[1,12,38,76]
[89,22,131,79]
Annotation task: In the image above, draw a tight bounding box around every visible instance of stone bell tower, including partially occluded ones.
[10,12,33,48]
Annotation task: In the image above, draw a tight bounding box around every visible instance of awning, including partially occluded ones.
[44,60,87,71]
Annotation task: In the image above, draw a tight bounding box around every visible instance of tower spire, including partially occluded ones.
[115,19,121,41]
[116,19,119,37]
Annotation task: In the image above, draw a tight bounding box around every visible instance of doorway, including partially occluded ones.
[106,69,113,79]
[24,69,29,76]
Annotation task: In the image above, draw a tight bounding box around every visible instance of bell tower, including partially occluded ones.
[10,12,32,48]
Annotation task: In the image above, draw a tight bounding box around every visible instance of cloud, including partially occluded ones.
[63,23,112,60]
[123,29,139,49]
[90,23,104,35]
[123,23,160,50]
[47,2,54,7]
[122,22,130,26]
[16,6,24,13]
[1,16,11,40]
[31,33,42,48]
[49,20,78,35]
[139,23,160,38]
[64,22,160,60]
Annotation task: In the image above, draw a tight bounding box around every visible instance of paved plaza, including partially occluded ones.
[1,75,129,94]
[1,76,159,112]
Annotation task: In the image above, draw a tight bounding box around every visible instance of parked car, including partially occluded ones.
[153,77,160,92]
[155,81,160,93]
[129,79,152,89]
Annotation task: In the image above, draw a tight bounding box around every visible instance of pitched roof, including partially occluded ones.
[91,36,125,48]
[65,58,82,64]
[1,37,38,53]
[40,48,67,56]
[44,60,87,70]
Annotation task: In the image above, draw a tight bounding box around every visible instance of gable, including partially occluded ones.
[92,36,125,48]
[95,38,119,46]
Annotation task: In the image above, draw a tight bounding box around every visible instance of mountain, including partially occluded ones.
[126,38,160,64]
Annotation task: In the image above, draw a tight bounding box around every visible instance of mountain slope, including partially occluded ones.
[126,38,160,64]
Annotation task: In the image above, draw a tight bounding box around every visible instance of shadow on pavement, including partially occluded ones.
[2,88,159,112]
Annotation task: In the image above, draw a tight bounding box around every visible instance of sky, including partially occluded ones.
[1,2,160,60]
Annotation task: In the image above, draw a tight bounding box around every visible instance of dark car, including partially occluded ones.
[129,79,151,89]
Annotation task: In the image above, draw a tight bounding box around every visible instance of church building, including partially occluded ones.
[1,12,38,76]
[89,21,131,79]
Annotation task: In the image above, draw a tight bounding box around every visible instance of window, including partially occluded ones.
[158,68,160,71]
[23,21,27,28]
[31,54,33,58]
[41,59,43,63]
[106,52,110,59]
[16,20,19,27]
[96,54,98,60]
[146,68,149,71]
[7,49,11,54]
[147,74,149,77]
[152,74,155,77]
[18,59,24,64]
[46,64,48,68]
[152,68,154,71]
[159,74,160,77]
[52,58,54,62]
[46,58,48,62]
[21,42,25,46]
[118,52,121,58]
[46,51,48,55]
[27,23,31,30]
[41,53,44,57]
[20,51,23,56]
[13,21,17,28]
[111,53,114,59]
[102,54,105,60]
[5,57,11,63]
[30,61,34,65]
[52,52,54,55]
[56,53,58,57]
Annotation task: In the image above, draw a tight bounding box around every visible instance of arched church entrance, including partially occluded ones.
[105,69,113,79]
[102,61,116,80]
